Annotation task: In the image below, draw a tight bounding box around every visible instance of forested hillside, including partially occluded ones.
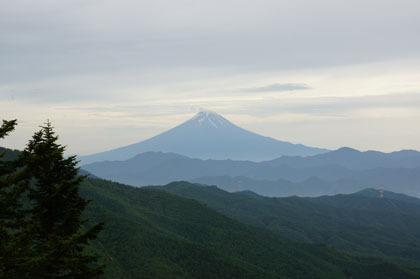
[160,182,420,271]
[80,178,419,278]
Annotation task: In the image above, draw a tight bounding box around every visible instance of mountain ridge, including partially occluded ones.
[265,146,420,170]
[82,149,420,197]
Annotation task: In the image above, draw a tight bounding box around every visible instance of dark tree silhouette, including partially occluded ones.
[0,120,104,278]
[0,119,24,278]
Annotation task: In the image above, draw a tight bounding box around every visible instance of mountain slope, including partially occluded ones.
[159,182,420,270]
[79,110,327,165]
[80,178,419,278]
[0,146,20,161]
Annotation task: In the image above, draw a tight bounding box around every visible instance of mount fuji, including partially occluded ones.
[79,110,327,165]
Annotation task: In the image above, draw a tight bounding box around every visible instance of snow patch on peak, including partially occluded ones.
[198,116,205,126]
[198,108,219,118]
[189,110,234,128]
[191,109,215,120]
[207,116,219,128]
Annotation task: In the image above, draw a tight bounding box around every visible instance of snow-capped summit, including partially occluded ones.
[79,111,327,165]
[188,110,234,128]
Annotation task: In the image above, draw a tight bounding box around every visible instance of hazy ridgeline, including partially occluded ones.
[83,148,420,198]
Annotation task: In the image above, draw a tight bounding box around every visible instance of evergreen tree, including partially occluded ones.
[0,120,17,277]
[15,121,104,278]
[0,120,29,278]
[0,120,17,139]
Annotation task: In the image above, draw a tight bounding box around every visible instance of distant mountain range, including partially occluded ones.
[265,146,420,170]
[79,110,327,165]
[192,166,420,197]
[82,148,420,197]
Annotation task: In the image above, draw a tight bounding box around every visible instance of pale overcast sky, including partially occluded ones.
[1,0,420,155]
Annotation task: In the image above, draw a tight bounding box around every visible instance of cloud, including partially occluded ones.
[225,92,420,117]
[1,0,420,87]
[240,83,310,93]
[1,0,420,154]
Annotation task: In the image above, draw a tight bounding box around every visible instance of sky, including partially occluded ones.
[1,0,420,155]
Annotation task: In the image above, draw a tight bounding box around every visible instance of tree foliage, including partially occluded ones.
[0,119,23,278]
[0,120,104,279]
